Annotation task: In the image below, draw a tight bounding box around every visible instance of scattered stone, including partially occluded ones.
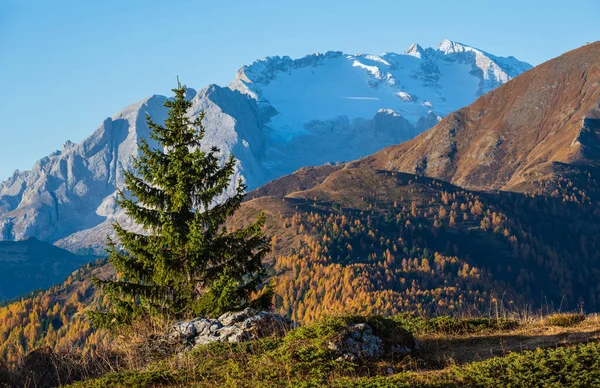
[169,308,291,349]
[328,322,416,362]
[328,323,384,361]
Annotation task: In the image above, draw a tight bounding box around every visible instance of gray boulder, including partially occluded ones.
[328,322,415,362]
[328,323,384,362]
[170,308,290,349]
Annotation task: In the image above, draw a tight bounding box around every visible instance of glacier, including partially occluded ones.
[0,40,532,253]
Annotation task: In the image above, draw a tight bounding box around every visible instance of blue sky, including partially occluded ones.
[0,0,598,180]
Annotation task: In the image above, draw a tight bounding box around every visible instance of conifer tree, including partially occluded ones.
[89,81,271,328]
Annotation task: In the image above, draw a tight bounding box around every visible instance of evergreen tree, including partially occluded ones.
[89,81,271,328]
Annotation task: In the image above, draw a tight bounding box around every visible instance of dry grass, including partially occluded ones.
[109,316,183,370]
[60,312,600,388]
[0,345,124,388]
[0,316,182,388]
[416,312,600,368]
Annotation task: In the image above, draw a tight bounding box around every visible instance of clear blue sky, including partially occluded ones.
[0,0,598,180]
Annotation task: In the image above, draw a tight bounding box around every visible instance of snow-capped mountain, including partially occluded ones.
[0,40,531,253]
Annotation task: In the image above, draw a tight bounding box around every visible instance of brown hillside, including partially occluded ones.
[360,42,600,193]
[222,43,600,322]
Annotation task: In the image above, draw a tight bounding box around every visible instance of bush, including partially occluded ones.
[544,313,586,327]
[392,314,518,335]
[391,313,429,334]
[284,315,415,350]
[426,317,518,335]
[456,342,600,387]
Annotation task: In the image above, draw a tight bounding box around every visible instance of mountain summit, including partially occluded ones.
[364,42,600,195]
[234,42,600,320]
[0,41,530,253]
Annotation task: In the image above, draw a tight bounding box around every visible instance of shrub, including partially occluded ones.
[426,317,518,335]
[544,313,586,327]
[392,313,518,335]
[284,315,415,350]
[279,316,415,382]
[391,313,429,334]
[456,342,600,387]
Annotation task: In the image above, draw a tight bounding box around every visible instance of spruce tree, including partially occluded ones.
[89,81,271,328]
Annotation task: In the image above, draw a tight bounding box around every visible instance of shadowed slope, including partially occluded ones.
[0,239,96,301]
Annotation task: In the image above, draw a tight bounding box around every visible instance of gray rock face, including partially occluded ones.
[169,308,290,348]
[0,42,531,253]
[328,323,415,362]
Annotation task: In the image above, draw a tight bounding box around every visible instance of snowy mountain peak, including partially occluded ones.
[377,108,401,117]
[230,41,531,129]
[438,39,477,55]
[235,51,344,87]
[404,43,425,58]
[0,42,532,253]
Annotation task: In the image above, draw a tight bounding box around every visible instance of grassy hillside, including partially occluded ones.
[56,312,600,388]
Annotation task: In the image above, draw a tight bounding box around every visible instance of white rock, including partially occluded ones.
[170,308,290,349]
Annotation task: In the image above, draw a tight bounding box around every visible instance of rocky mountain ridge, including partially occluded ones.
[0,40,530,253]
[361,42,600,195]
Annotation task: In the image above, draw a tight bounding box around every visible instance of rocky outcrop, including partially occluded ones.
[169,308,291,348]
[327,323,416,362]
